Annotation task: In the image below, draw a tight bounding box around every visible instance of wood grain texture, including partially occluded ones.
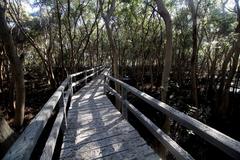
[3,77,70,160]
[60,72,159,160]
[105,74,240,159]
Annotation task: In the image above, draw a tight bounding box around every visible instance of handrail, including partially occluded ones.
[3,66,104,160]
[70,66,102,78]
[103,74,240,159]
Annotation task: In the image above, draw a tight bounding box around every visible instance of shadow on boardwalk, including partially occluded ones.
[60,73,158,159]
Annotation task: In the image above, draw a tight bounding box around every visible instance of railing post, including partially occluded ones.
[59,91,67,132]
[94,67,97,78]
[122,87,128,120]
[104,75,107,94]
[85,70,87,85]
[69,76,73,97]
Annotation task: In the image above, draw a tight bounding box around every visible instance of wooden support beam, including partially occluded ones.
[3,77,70,160]
[124,100,194,160]
[104,74,240,159]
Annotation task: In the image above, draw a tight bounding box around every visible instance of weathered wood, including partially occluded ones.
[72,70,101,87]
[3,77,70,160]
[72,78,85,87]
[40,86,72,160]
[68,76,73,97]
[3,66,104,160]
[40,100,65,160]
[60,71,158,159]
[105,74,240,159]
[122,87,128,120]
[70,67,95,78]
[64,121,133,142]
[124,100,194,160]
[59,92,67,132]
[104,84,121,101]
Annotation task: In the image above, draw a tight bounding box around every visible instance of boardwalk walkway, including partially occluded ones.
[60,73,159,160]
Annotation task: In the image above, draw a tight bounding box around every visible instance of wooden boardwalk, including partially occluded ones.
[60,74,159,160]
[3,67,240,160]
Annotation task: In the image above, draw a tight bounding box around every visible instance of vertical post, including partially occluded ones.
[59,91,67,132]
[85,70,87,85]
[104,75,106,94]
[93,67,96,78]
[122,87,128,120]
[69,75,73,97]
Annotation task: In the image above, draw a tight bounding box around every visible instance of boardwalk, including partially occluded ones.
[3,68,240,160]
[60,73,159,160]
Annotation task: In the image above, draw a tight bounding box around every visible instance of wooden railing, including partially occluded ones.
[103,73,240,160]
[3,66,104,160]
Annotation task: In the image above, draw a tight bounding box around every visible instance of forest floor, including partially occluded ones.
[0,80,54,131]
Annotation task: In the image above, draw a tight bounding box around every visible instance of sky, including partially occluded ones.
[225,0,235,10]
[22,0,39,15]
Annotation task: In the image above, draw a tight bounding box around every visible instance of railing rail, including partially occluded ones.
[3,66,105,160]
[103,73,240,160]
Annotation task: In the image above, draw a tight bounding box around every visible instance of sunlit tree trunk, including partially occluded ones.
[8,2,56,89]
[156,0,173,159]
[0,5,25,128]
[217,0,240,116]
[100,0,121,110]
[101,0,118,78]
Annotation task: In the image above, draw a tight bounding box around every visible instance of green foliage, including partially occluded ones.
[2,0,239,79]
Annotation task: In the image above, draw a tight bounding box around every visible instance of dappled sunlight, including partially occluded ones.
[2,0,239,159]
[59,71,158,159]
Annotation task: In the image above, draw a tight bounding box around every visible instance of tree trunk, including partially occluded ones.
[56,0,65,79]
[217,0,240,116]
[156,0,173,159]
[188,0,199,109]
[0,52,3,92]
[67,0,75,72]
[218,34,240,116]
[0,5,25,128]
[100,0,120,110]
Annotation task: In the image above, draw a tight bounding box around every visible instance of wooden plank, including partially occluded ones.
[3,77,70,160]
[3,67,104,160]
[96,144,158,160]
[125,100,194,160]
[67,114,122,130]
[62,136,146,160]
[64,123,136,143]
[62,129,138,152]
[69,103,114,112]
[40,87,72,160]
[106,75,240,159]
[67,110,121,124]
[67,106,118,118]
[70,67,95,78]
[64,122,136,144]
[72,78,85,87]
[71,66,104,87]
[61,133,141,158]
[40,104,65,160]
[70,71,84,78]
[61,71,158,160]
